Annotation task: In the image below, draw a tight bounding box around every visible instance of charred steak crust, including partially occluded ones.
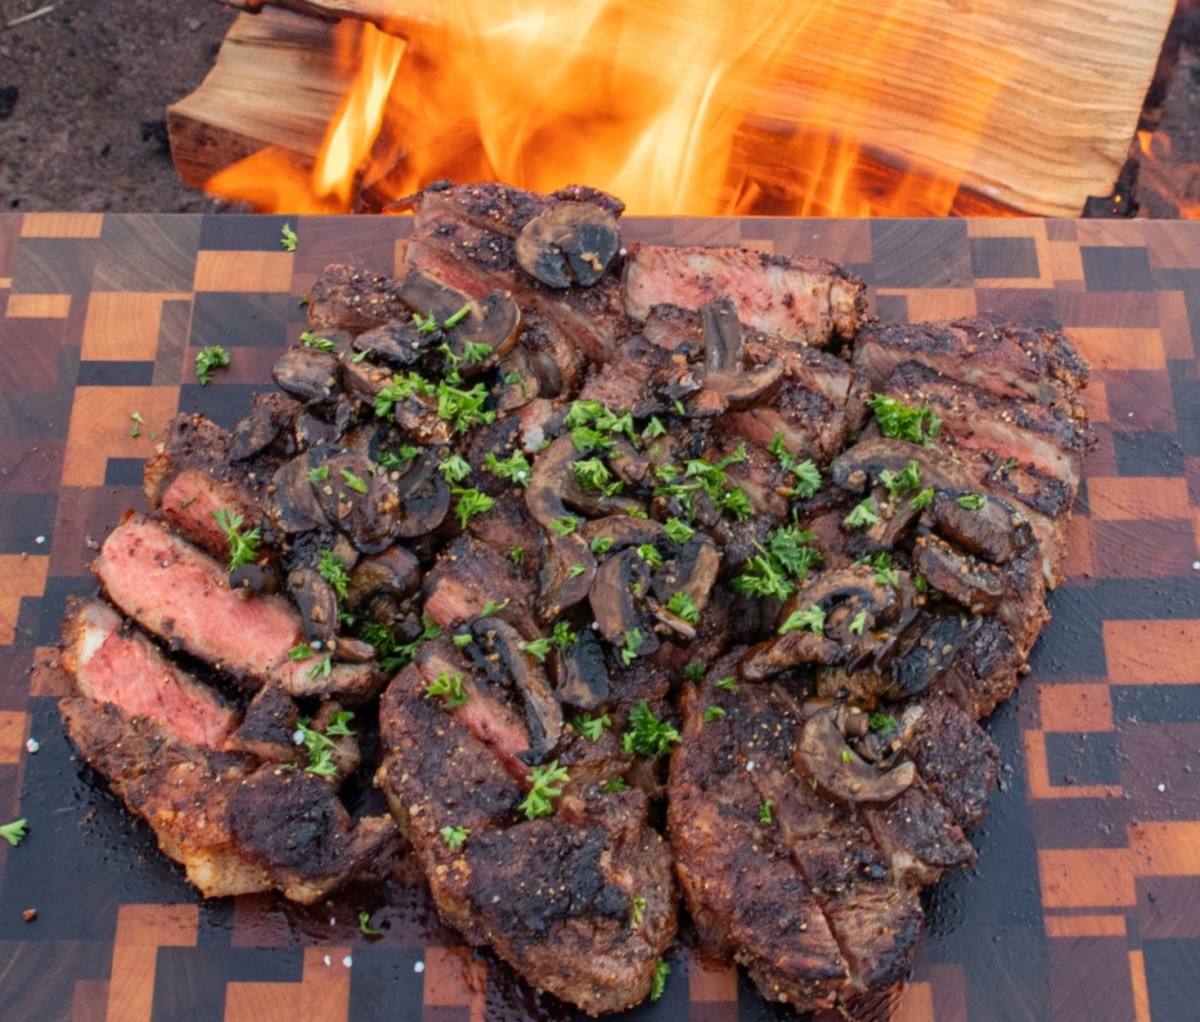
[56,181,1093,1016]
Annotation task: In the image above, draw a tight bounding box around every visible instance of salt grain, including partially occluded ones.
[414,961,426,973]
[323,955,332,966]
[35,536,45,545]
[1156,782,1167,793]
[25,738,39,754]
[343,955,353,968]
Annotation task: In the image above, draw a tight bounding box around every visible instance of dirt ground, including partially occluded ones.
[0,0,1197,217]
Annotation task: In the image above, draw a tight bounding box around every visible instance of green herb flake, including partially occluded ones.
[779,604,826,636]
[848,609,869,635]
[650,960,669,1002]
[280,223,297,251]
[211,508,260,572]
[358,911,382,936]
[440,825,470,850]
[518,760,570,820]
[866,393,941,446]
[590,536,615,555]
[602,776,629,793]
[621,699,680,757]
[573,713,611,742]
[683,662,707,682]
[307,465,330,483]
[759,799,774,824]
[340,467,368,494]
[195,345,231,386]
[703,705,727,722]
[666,591,701,625]
[0,818,28,847]
[869,712,899,732]
[425,669,469,708]
[317,549,351,601]
[452,487,495,529]
[630,895,647,928]
[908,487,935,510]
[485,450,531,484]
[956,493,986,510]
[521,637,553,662]
[299,331,335,352]
[843,498,881,529]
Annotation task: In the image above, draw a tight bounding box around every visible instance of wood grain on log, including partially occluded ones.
[178,0,1174,215]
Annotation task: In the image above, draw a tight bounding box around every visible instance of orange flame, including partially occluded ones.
[206,2,1024,216]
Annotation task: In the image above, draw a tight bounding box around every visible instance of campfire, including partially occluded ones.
[171,0,1185,217]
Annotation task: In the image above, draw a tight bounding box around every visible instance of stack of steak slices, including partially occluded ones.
[57,181,1093,1016]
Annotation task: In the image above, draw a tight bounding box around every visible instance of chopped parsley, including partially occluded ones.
[547,515,580,536]
[621,700,680,757]
[620,628,644,666]
[779,604,826,636]
[317,549,350,600]
[0,818,28,847]
[299,331,335,352]
[759,800,774,824]
[280,222,297,251]
[340,467,368,493]
[866,393,941,446]
[732,526,822,602]
[636,543,664,570]
[848,609,868,635]
[869,713,898,732]
[440,825,470,850]
[602,776,629,793]
[212,508,260,572]
[452,487,494,528]
[590,536,615,555]
[295,711,354,778]
[307,465,330,483]
[509,546,525,566]
[519,760,570,820]
[358,911,382,936]
[650,960,669,1001]
[714,676,737,692]
[666,591,701,624]
[768,433,822,498]
[438,452,472,484]
[551,620,577,648]
[573,713,611,741]
[195,345,231,386]
[879,459,921,496]
[956,493,986,510]
[572,456,622,496]
[909,487,935,510]
[683,662,707,682]
[630,895,647,928]
[521,637,553,662]
[425,669,469,708]
[843,498,881,529]
[485,450,531,484]
[703,705,727,722]
[663,517,695,544]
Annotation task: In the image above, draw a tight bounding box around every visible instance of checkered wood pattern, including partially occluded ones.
[1,211,1198,1022]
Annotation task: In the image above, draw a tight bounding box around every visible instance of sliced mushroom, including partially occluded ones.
[832,437,975,495]
[928,490,1030,564]
[526,434,640,522]
[272,348,339,406]
[470,616,563,762]
[494,348,541,412]
[440,291,522,375]
[230,392,297,462]
[588,548,660,657]
[912,532,1004,614]
[578,515,666,556]
[701,298,744,375]
[391,452,451,539]
[538,532,596,620]
[555,628,611,709]
[287,565,339,645]
[795,705,915,804]
[705,363,784,410]
[889,613,980,701]
[516,201,621,288]
[739,628,844,682]
[353,318,438,369]
[346,547,421,610]
[267,452,330,534]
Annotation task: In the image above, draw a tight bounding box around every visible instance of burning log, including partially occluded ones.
[173,0,1176,216]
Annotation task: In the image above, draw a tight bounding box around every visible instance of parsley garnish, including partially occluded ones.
[683,662,707,682]
[358,911,382,935]
[307,465,330,483]
[844,498,881,529]
[485,450,531,484]
[317,549,350,600]
[869,713,898,732]
[767,433,822,498]
[195,345,231,386]
[212,508,260,572]
[572,456,622,496]
[551,620,577,648]
[759,800,774,823]
[437,379,495,433]
[573,713,611,741]
[452,487,494,528]
[879,459,921,497]
[637,543,663,570]
[280,222,297,251]
[849,609,868,635]
[296,712,354,777]
[288,641,318,661]
[568,563,586,579]
[590,536,615,555]
[509,546,525,566]
[602,776,629,793]
[663,518,695,544]
[909,487,935,510]
[340,467,368,493]
[426,669,469,708]
[666,591,700,624]
[650,960,669,1001]
[779,604,826,636]
[0,818,28,846]
[440,825,470,850]
[621,700,680,757]
[521,637,553,662]
[620,628,644,666]
[703,705,727,722]
[374,372,436,419]
[519,760,570,820]
[732,526,822,601]
[438,453,472,484]
[129,411,144,438]
[957,493,986,510]
[630,895,646,928]
[547,515,580,536]
[299,331,335,352]
[866,393,941,445]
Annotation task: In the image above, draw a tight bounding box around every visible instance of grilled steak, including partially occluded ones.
[57,181,1094,1016]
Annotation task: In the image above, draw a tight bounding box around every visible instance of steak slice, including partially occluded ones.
[376,652,676,1014]
[93,514,381,701]
[623,243,867,347]
[403,182,630,365]
[62,599,237,750]
[60,698,396,904]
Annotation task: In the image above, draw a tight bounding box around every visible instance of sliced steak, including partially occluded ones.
[93,514,380,701]
[62,599,236,750]
[60,698,396,904]
[623,243,867,346]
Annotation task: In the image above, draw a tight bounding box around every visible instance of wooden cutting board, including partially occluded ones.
[0,212,1198,1021]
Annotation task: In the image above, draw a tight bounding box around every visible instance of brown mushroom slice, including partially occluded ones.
[330,636,377,664]
[471,615,563,762]
[539,534,597,620]
[587,548,659,658]
[831,437,976,495]
[287,565,340,645]
[339,356,391,406]
[700,298,744,375]
[346,547,421,611]
[515,201,621,288]
[739,628,844,682]
[579,515,667,555]
[392,453,452,539]
[795,706,916,805]
[272,348,340,406]
[494,348,541,412]
[353,318,437,368]
[705,362,784,410]
[889,614,981,701]
[554,628,610,710]
[526,434,638,525]
[441,291,522,375]
[912,534,1004,615]
[395,266,477,322]
[666,537,721,615]
[230,392,296,462]
[928,490,1030,564]
[267,453,330,534]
